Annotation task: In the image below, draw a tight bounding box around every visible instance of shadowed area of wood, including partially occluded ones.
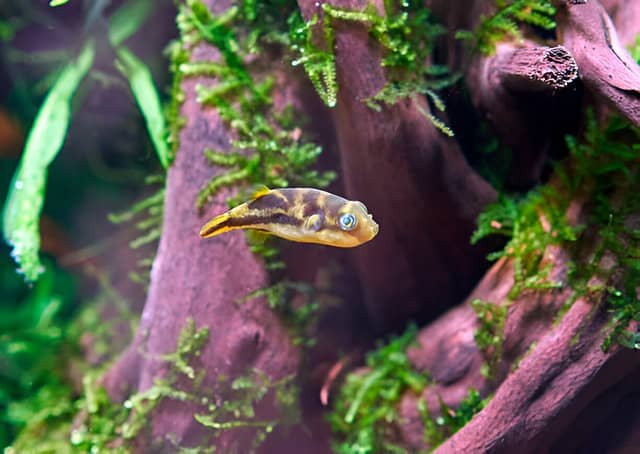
[298,0,498,333]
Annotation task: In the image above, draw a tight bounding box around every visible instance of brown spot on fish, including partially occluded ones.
[303,200,321,217]
[249,193,288,211]
[279,189,299,205]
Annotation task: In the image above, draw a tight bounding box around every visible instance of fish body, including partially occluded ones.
[199,187,379,248]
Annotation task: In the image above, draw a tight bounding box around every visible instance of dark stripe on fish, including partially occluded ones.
[302,191,321,217]
[227,212,302,227]
[249,193,289,211]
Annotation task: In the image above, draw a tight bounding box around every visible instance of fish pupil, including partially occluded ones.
[339,213,357,231]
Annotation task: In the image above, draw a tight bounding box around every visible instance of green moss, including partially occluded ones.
[194,371,300,451]
[162,318,210,381]
[470,299,508,379]
[240,280,320,346]
[7,315,208,452]
[321,0,456,136]
[5,269,137,452]
[289,11,338,107]
[473,109,640,354]
[330,326,488,453]
[83,318,205,448]
[108,175,165,286]
[472,189,575,299]
[329,325,429,454]
[0,251,77,447]
[417,388,488,450]
[456,0,556,55]
[165,37,189,161]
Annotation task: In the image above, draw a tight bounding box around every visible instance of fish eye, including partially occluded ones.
[338,213,357,231]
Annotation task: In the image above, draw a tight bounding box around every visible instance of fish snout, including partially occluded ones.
[367,219,379,240]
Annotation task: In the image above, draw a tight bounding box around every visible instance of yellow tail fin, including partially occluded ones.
[199,212,232,238]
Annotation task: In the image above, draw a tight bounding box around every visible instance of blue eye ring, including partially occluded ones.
[339,213,357,231]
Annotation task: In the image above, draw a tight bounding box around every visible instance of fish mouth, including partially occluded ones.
[370,221,380,237]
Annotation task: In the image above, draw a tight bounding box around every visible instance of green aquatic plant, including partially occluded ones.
[108,175,165,286]
[473,109,640,354]
[472,189,575,299]
[175,0,336,212]
[7,316,207,452]
[289,11,338,107]
[418,388,488,449]
[2,42,95,282]
[470,299,508,379]
[2,0,168,282]
[321,0,456,135]
[456,0,556,55]
[194,371,300,451]
[329,325,428,454]
[2,264,138,451]
[330,325,488,452]
[0,253,75,447]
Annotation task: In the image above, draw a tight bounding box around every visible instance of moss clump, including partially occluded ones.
[194,371,300,451]
[456,0,556,55]
[165,37,189,161]
[289,11,338,107]
[473,110,640,354]
[329,325,428,454]
[7,316,208,452]
[330,325,488,452]
[472,190,575,299]
[175,0,336,212]
[322,0,456,136]
[0,255,77,446]
[470,299,508,379]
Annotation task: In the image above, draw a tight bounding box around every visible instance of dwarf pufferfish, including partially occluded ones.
[199,187,379,247]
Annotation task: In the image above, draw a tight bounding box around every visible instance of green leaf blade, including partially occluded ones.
[108,0,153,47]
[116,48,170,169]
[2,42,95,281]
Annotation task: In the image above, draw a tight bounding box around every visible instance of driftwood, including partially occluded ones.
[396,1,640,452]
[298,0,498,332]
[101,0,301,450]
[96,0,640,452]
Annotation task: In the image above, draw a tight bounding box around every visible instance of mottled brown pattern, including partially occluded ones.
[248,192,289,211]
